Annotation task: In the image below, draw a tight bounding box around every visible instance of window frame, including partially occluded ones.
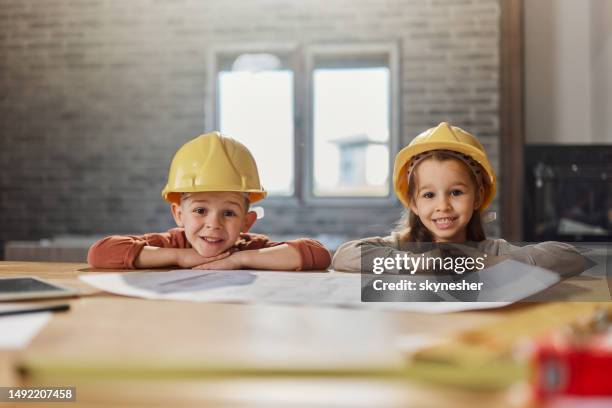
[207,42,401,209]
[303,42,400,207]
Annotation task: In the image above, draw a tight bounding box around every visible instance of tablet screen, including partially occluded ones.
[0,278,65,292]
[0,277,76,300]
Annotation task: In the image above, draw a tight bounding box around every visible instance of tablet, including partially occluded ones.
[0,277,78,301]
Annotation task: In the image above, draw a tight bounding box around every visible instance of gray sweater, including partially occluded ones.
[331,233,591,278]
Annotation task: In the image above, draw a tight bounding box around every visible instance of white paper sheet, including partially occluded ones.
[78,262,565,313]
[0,312,51,349]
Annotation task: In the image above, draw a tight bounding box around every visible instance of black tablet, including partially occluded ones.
[0,277,78,301]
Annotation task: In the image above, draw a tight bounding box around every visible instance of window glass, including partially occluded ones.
[312,63,390,197]
[218,53,294,196]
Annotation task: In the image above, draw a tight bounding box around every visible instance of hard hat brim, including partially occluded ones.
[162,189,267,205]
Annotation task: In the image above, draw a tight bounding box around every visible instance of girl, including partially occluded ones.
[332,122,590,277]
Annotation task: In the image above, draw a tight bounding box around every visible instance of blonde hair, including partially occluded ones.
[179,192,251,212]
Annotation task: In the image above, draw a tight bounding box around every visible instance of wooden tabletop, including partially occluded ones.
[0,261,606,407]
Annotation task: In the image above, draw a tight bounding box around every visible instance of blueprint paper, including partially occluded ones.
[80,268,516,313]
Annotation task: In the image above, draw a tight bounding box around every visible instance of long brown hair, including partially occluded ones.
[395,152,486,243]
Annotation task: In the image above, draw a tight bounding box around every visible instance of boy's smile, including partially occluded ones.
[409,159,482,243]
[171,191,256,257]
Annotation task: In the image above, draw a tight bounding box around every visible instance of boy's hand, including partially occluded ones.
[176,249,231,269]
[192,251,248,270]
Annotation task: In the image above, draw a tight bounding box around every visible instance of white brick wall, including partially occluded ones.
[0,0,501,256]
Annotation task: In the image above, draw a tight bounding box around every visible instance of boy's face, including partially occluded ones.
[409,159,482,243]
[171,192,257,257]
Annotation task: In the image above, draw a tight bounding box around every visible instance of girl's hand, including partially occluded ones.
[176,249,230,269]
[192,251,247,270]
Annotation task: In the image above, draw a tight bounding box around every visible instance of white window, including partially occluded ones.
[208,43,399,206]
[212,50,295,196]
[311,56,391,197]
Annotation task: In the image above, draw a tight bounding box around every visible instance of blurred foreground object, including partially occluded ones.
[532,308,612,401]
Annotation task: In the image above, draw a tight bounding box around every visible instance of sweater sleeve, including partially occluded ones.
[285,238,332,271]
[491,239,593,278]
[332,236,394,272]
[87,228,189,269]
[332,234,442,273]
[235,234,331,271]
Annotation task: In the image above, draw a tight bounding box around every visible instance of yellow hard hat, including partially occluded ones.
[161,132,267,204]
[393,122,496,209]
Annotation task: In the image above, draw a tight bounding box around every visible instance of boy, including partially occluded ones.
[88,132,331,271]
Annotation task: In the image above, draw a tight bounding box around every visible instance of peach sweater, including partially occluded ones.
[88,228,331,271]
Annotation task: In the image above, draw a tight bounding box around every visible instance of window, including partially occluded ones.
[213,50,295,196]
[311,56,391,197]
[208,43,399,206]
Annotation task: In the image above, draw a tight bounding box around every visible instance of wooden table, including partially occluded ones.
[0,261,607,407]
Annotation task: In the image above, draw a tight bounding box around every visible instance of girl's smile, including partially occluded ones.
[432,216,459,229]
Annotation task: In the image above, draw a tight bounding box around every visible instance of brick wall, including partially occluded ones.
[0,0,500,255]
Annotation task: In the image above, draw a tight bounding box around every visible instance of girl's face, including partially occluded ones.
[409,158,482,243]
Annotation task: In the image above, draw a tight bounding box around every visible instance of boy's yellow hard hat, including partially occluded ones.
[162,132,267,204]
[393,122,496,209]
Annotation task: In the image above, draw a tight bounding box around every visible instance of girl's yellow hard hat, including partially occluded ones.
[393,122,496,209]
